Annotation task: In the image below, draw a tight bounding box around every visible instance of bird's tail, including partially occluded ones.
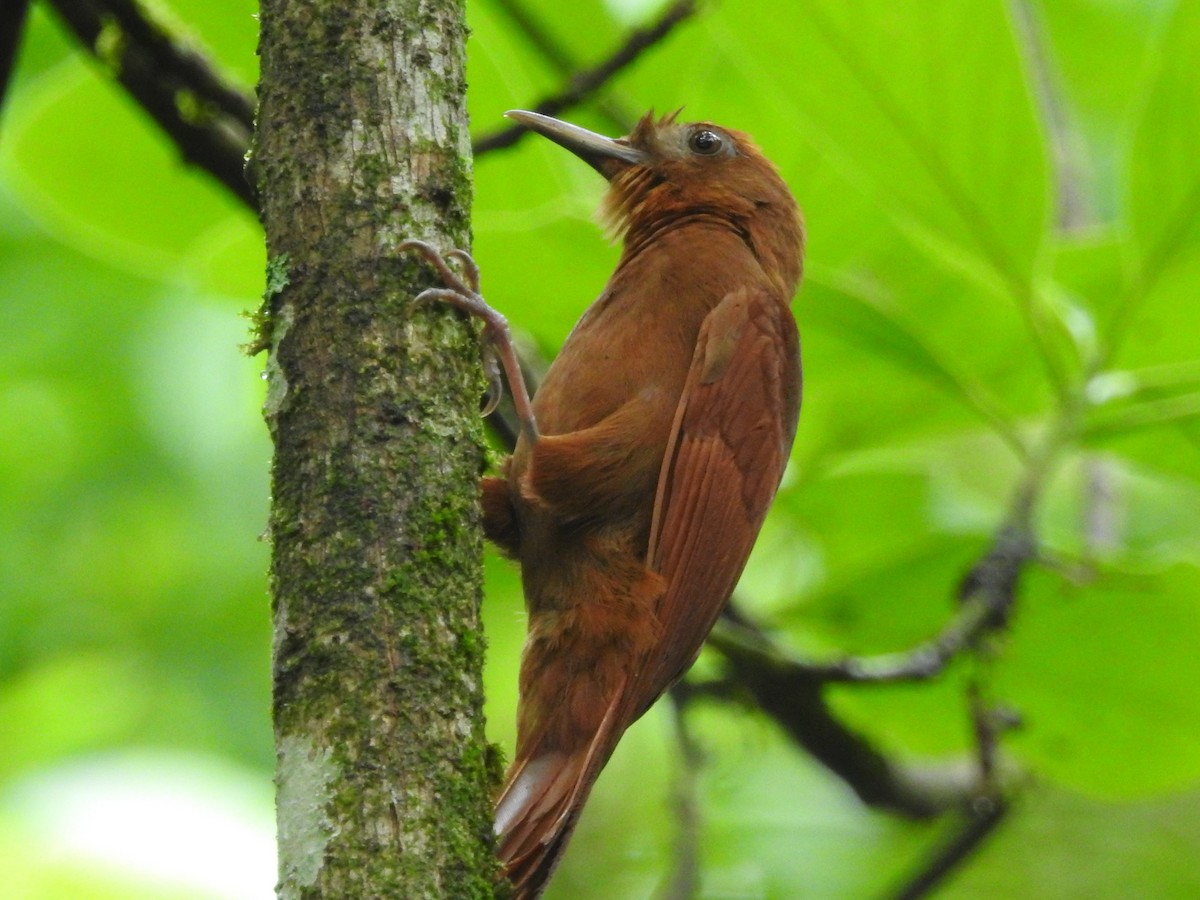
[494,694,624,899]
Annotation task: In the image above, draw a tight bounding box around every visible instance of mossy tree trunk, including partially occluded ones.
[254,0,498,896]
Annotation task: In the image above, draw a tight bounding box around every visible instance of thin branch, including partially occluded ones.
[708,381,1066,690]
[885,796,1009,900]
[706,610,1022,843]
[657,686,705,900]
[885,668,1019,899]
[44,0,256,207]
[704,627,987,818]
[0,0,31,124]
[486,0,634,133]
[710,524,1034,687]
[472,0,701,156]
[39,0,700,222]
[102,0,254,126]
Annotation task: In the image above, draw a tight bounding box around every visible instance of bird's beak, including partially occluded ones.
[505,110,648,180]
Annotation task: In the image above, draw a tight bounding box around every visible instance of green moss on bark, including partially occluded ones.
[256,0,498,895]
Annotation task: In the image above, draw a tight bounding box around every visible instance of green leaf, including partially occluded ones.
[698,0,1049,296]
[0,655,146,781]
[947,784,1200,898]
[485,0,624,75]
[804,273,1023,446]
[0,60,243,277]
[1126,0,1200,286]
[6,6,78,88]
[1084,391,1200,440]
[183,211,264,299]
[1112,0,1200,372]
[467,0,562,123]
[998,565,1200,797]
[612,0,1066,430]
[1050,227,1126,325]
[157,0,261,84]
[1037,452,1200,568]
[469,0,625,349]
[689,706,926,899]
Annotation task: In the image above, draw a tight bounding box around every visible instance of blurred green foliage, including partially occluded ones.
[1,0,1197,897]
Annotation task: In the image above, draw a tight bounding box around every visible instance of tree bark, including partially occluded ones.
[254,1,497,896]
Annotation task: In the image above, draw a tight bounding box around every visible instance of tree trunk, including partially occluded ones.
[254,1,497,896]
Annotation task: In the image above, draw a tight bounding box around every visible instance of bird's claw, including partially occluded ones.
[400,240,538,440]
[445,248,481,294]
[481,347,504,417]
[400,239,490,320]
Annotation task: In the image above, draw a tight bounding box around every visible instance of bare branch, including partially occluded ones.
[885,796,1009,900]
[0,0,31,122]
[709,523,1034,688]
[473,0,702,156]
[486,0,635,132]
[657,686,705,900]
[40,0,702,218]
[38,0,701,242]
[106,0,253,125]
[694,481,1041,816]
[704,627,987,818]
[44,0,256,207]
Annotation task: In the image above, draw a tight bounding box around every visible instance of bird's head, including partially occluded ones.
[506,109,804,296]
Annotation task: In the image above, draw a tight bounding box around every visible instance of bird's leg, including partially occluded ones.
[399,240,539,442]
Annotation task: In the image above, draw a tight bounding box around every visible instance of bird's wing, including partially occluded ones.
[632,286,800,717]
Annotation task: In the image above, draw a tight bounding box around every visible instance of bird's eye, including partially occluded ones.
[688,129,723,156]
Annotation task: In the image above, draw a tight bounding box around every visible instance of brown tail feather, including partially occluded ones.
[495,692,625,898]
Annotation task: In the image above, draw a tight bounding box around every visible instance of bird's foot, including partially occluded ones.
[400,240,538,440]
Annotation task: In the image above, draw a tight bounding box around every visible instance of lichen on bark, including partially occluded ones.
[254,0,498,895]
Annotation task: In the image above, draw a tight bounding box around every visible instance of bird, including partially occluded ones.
[402,107,804,898]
